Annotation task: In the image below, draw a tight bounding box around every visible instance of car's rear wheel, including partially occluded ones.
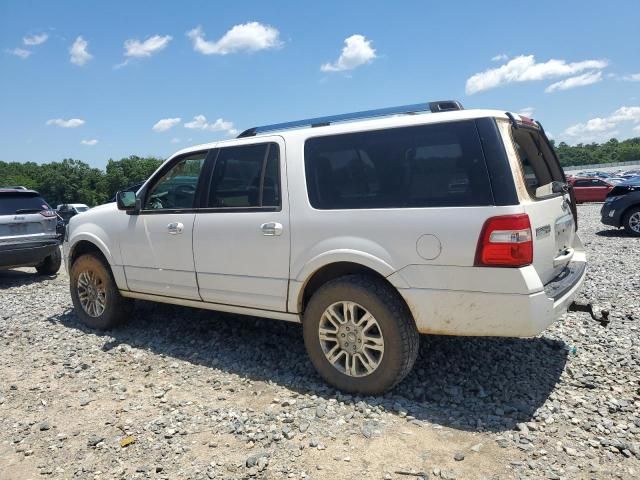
[303,274,419,394]
[35,247,62,275]
[623,207,640,236]
[70,254,133,329]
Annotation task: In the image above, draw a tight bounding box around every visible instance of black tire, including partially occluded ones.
[622,206,640,236]
[303,274,419,395]
[70,254,133,330]
[36,247,62,275]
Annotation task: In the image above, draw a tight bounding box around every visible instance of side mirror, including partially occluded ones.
[116,191,139,213]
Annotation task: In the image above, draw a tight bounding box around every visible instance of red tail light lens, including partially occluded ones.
[475,214,533,267]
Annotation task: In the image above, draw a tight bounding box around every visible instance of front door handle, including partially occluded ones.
[167,222,184,234]
[261,222,283,236]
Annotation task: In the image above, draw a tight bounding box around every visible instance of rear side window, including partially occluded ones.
[511,128,564,198]
[0,194,51,215]
[206,143,280,209]
[304,120,493,209]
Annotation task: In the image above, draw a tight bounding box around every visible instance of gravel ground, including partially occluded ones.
[1,204,638,480]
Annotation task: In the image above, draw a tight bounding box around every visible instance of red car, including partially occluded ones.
[568,177,613,203]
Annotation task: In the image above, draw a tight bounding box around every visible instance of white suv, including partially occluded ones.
[63,101,586,394]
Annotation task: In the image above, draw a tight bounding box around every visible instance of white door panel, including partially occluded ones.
[194,213,290,310]
[193,137,290,311]
[121,213,199,299]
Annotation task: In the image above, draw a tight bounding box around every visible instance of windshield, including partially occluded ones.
[75,206,89,212]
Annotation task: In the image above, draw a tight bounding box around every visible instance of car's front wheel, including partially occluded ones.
[623,207,640,236]
[70,254,133,329]
[303,274,419,394]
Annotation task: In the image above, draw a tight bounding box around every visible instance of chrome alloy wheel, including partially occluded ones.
[629,212,640,233]
[318,301,384,377]
[77,270,106,317]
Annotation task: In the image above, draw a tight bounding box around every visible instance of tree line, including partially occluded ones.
[1,137,640,207]
[0,156,163,207]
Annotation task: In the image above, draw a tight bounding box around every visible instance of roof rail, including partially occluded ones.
[237,100,463,138]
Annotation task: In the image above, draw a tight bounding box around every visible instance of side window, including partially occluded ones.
[144,152,207,210]
[207,143,281,209]
[573,180,590,187]
[304,120,493,209]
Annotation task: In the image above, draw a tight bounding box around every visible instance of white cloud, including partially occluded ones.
[187,22,281,55]
[621,73,640,82]
[23,33,48,46]
[465,54,608,94]
[7,48,32,59]
[152,117,181,132]
[184,115,238,136]
[124,34,172,58]
[545,71,602,93]
[563,106,640,143]
[633,125,640,132]
[70,36,92,66]
[491,53,508,62]
[46,118,85,128]
[170,137,181,144]
[321,34,377,72]
[81,139,98,146]
[517,107,535,118]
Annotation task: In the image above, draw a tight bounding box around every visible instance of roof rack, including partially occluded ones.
[236,100,463,138]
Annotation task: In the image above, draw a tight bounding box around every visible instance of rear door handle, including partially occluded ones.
[261,222,283,236]
[167,222,184,234]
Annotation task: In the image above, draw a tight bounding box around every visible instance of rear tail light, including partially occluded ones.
[475,214,533,267]
[39,210,56,218]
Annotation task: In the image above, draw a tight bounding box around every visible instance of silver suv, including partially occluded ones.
[0,188,61,274]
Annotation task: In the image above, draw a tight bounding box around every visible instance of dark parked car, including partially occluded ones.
[0,188,61,274]
[568,177,613,203]
[601,177,640,236]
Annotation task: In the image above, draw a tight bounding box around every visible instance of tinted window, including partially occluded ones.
[0,194,51,215]
[144,152,206,210]
[304,121,492,209]
[573,180,591,187]
[207,143,280,208]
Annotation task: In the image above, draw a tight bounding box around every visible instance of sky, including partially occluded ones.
[1,0,639,169]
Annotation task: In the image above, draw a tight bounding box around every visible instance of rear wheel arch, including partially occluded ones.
[299,261,412,318]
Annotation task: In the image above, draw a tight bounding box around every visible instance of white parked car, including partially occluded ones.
[63,101,586,394]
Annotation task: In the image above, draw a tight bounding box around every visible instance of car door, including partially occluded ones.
[192,138,290,311]
[572,179,589,202]
[120,150,209,299]
[591,179,611,201]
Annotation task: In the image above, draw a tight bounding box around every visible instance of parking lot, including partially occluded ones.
[0,204,638,480]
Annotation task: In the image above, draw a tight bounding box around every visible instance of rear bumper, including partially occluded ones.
[0,240,59,269]
[398,260,587,337]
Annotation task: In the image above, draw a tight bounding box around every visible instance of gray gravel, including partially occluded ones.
[0,204,638,479]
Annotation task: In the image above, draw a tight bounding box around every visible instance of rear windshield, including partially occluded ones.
[511,127,564,199]
[304,120,493,209]
[0,194,51,215]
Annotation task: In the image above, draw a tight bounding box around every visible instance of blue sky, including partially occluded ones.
[1,0,639,168]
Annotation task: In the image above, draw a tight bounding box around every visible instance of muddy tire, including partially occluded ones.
[70,254,133,330]
[303,274,419,395]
